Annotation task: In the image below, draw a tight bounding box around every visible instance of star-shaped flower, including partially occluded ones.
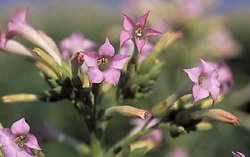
[120,11,161,53]
[0,118,41,157]
[83,38,130,86]
[183,59,220,103]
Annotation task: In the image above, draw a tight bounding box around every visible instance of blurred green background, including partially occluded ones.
[0,1,250,157]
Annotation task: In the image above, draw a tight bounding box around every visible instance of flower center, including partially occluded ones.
[15,135,28,148]
[97,57,109,71]
[198,75,206,87]
[134,27,144,39]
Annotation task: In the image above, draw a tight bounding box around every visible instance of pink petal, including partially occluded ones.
[145,28,162,37]
[11,7,28,23]
[25,134,41,150]
[208,85,220,102]
[123,14,135,31]
[87,67,104,84]
[98,38,115,57]
[135,38,146,53]
[83,51,98,67]
[11,118,30,135]
[0,129,14,147]
[192,84,209,103]
[200,59,215,75]
[120,30,132,48]
[183,67,201,83]
[232,151,245,157]
[1,145,19,157]
[110,54,131,70]
[17,149,35,157]
[136,11,150,27]
[104,69,121,86]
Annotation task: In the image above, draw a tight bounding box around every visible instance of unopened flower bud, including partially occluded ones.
[151,101,168,118]
[169,124,185,138]
[71,51,84,78]
[1,94,38,103]
[103,105,148,120]
[130,139,155,152]
[204,109,239,126]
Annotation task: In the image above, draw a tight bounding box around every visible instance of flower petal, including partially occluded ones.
[17,149,35,157]
[25,134,41,150]
[192,84,209,103]
[123,14,135,31]
[110,54,130,70]
[0,129,14,147]
[200,59,215,75]
[83,51,98,67]
[104,69,121,86]
[88,67,104,83]
[136,11,150,27]
[232,151,245,157]
[1,145,19,157]
[11,7,28,23]
[183,67,201,83]
[145,28,162,37]
[98,38,115,57]
[135,38,146,53]
[208,85,220,102]
[120,31,132,48]
[11,118,30,135]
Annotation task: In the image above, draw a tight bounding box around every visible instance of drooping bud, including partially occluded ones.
[102,105,148,120]
[1,94,38,103]
[204,109,239,126]
[71,51,84,78]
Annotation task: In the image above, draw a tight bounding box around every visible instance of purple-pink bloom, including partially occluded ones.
[130,117,162,147]
[0,118,41,157]
[183,59,220,103]
[232,151,246,157]
[6,7,62,65]
[177,0,204,20]
[60,32,95,61]
[215,62,233,95]
[83,38,130,86]
[120,11,161,53]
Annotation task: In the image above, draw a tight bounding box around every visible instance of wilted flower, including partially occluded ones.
[120,11,161,53]
[183,59,220,103]
[60,32,95,61]
[130,117,162,147]
[232,151,246,157]
[83,38,130,86]
[6,7,62,65]
[0,118,41,157]
[205,109,239,126]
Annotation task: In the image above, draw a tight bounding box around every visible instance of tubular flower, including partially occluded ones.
[0,26,32,57]
[60,32,95,61]
[232,151,246,157]
[83,38,130,86]
[6,7,62,65]
[120,11,162,53]
[183,59,220,103]
[0,118,41,157]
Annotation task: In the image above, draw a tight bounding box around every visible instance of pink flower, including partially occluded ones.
[183,59,220,103]
[0,26,32,57]
[130,117,162,147]
[232,151,246,157]
[0,118,41,157]
[215,62,233,95]
[60,32,95,61]
[6,7,62,65]
[177,0,204,19]
[120,11,161,53]
[83,38,130,86]
[119,40,153,63]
